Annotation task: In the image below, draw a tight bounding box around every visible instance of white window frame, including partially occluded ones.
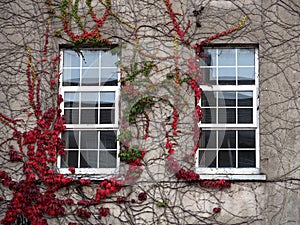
[57,48,120,176]
[195,47,266,180]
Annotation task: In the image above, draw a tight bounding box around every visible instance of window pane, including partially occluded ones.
[201,91,216,107]
[218,108,236,124]
[238,108,253,123]
[201,68,217,85]
[64,50,80,67]
[62,131,79,149]
[100,131,117,149]
[238,92,253,106]
[81,92,98,107]
[82,68,99,86]
[64,92,79,107]
[238,150,255,167]
[80,151,98,168]
[61,150,78,168]
[100,92,115,107]
[218,92,236,106]
[101,69,118,86]
[81,131,98,149]
[218,49,235,66]
[199,150,216,167]
[238,130,255,148]
[238,67,255,85]
[81,109,98,124]
[82,51,99,67]
[63,69,80,86]
[218,150,236,167]
[199,130,216,148]
[202,49,216,66]
[237,49,254,66]
[100,109,115,124]
[102,51,118,67]
[202,108,216,124]
[218,68,236,85]
[99,151,117,168]
[218,130,236,148]
[64,109,79,124]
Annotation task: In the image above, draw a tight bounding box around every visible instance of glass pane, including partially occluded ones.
[199,150,216,167]
[80,151,97,168]
[81,92,98,107]
[218,68,236,85]
[200,68,217,85]
[100,92,115,107]
[99,151,117,168]
[238,67,255,85]
[218,130,236,148]
[238,92,253,106]
[61,150,78,168]
[218,150,236,167]
[63,131,79,149]
[100,109,115,124]
[101,51,118,67]
[202,49,216,66]
[238,108,253,123]
[218,108,236,124]
[237,49,254,66]
[218,92,236,106]
[202,108,216,124]
[64,109,79,124]
[81,131,98,149]
[199,130,216,148]
[63,69,80,86]
[64,92,79,107]
[238,150,255,168]
[82,69,99,86]
[100,131,117,149]
[64,50,80,67]
[101,69,118,86]
[82,51,99,67]
[81,109,98,124]
[201,91,216,107]
[238,130,255,148]
[218,49,235,66]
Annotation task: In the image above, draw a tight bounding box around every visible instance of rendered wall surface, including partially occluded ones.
[0,1,299,224]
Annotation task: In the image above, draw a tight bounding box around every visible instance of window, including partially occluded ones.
[58,49,120,175]
[196,47,264,179]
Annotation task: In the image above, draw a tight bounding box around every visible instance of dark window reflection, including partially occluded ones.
[202,108,216,124]
[199,150,216,167]
[238,92,253,106]
[218,130,236,148]
[63,131,79,149]
[100,131,117,149]
[218,150,236,167]
[62,150,78,168]
[238,108,253,123]
[100,109,114,124]
[201,91,216,107]
[238,130,255,148]
[80,151,97,168]
[81,109,98,124]
[218,92,236,106]
[99,151,117,168]
[199,130,216,148]
[218,108,236,124]
[64,109,79,124]
[238,150,255,167]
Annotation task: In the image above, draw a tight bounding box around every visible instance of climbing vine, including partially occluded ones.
[0,1,249,224]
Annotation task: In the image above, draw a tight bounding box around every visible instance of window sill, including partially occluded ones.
[199,174,266,181]
[57,168,120,181]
